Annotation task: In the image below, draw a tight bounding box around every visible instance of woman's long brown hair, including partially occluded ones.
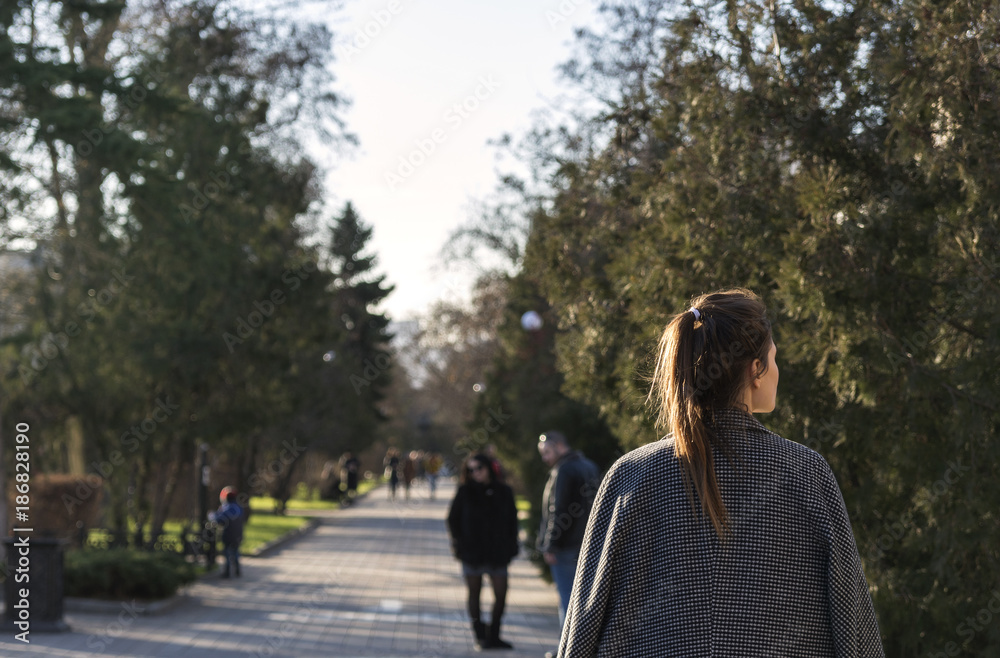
[648,288,772,539]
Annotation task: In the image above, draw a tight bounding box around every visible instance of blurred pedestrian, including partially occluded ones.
[340,451,360,503]
[319,460,342,501]
[403,451,417,500]
[483,443,507,483]
[425,452,442,500]
[536,430,600,632]
[447,453,519,651]
[415,450,426,481]
[383,448,400,500]
[559,289,884,656]
[210,486,244,579]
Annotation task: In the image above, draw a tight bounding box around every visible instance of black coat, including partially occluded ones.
[447,481,519,567]
[537,450,601,553]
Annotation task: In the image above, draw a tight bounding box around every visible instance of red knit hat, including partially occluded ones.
[219,486,236,503]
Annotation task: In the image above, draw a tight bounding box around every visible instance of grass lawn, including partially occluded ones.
[87,513,311,556]
[356,477,380,496]
[250,477,382,512]
[85,479,385,557]
[250,495,340,512]
[240,513,310,554]
[516,495,533,535]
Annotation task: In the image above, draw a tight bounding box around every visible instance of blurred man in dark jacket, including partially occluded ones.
[537,430,600,630]
[211,487,244,578]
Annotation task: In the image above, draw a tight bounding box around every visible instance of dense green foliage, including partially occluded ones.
[467,274,621,558]
[65,548,200,600]
[0,1,389,541]
[469,1,999,653]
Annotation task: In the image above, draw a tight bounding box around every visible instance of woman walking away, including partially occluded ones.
[383,448,400,500]
[447,453,520,651]
[560,288,884,657]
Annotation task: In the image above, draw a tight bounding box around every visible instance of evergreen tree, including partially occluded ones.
[473,1,1000,652]
[326,202,393,448]
[0,0,356,539]
[468,272,620,562]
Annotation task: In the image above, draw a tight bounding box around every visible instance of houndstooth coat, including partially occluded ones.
[558,409,884,657]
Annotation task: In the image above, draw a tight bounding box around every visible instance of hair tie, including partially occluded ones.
[689,307,701,321]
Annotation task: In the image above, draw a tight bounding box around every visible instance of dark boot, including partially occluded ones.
[471,620,487,651]
[486,619,513,650]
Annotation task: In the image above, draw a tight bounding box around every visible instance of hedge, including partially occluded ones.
[64,549,200,600]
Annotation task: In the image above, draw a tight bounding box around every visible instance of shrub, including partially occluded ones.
[64,549,199,600]
[7,473,104,540]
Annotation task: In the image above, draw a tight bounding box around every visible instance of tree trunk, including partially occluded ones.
[148,438,186,547]
[271,445,307,515]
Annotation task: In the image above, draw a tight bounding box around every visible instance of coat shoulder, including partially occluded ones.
[599,437,678,495]
[751,423,835,480]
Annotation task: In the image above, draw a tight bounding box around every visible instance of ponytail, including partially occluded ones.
[648,288,772,539]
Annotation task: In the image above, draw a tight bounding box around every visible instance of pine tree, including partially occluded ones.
[326,202,394,447]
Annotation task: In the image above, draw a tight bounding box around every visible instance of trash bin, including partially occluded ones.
[3,537,70,633]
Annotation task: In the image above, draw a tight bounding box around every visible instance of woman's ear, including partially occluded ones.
[748,359,762,389]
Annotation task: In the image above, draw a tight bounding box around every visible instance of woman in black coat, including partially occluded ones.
[447,452,519,650]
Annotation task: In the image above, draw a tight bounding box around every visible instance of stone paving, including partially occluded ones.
[0,479,562,657]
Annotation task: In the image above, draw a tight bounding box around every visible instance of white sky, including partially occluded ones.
[310,0,598,321]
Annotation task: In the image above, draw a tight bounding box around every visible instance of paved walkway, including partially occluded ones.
[0,480,562,657]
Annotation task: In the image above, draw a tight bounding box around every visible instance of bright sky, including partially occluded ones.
[311,0,598,321]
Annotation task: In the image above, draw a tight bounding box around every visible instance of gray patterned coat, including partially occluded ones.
[559,409,884,657]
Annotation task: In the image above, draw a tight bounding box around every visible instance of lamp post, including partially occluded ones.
[0,406,6,565]
[197,443,210,527]
[197,443,215,564]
